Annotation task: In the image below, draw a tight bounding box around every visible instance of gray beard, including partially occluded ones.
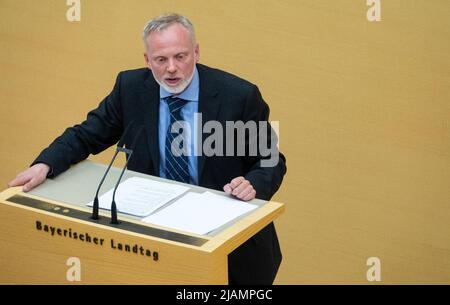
[152,69,195,95]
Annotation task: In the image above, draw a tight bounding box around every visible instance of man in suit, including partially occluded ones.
[8,13,286,284]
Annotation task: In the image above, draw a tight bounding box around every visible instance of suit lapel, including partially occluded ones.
[197,65,220,183]
[138,72,160,175]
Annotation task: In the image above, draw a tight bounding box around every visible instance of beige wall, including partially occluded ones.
[1,0,449,284]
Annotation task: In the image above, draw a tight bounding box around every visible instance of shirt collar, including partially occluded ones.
[159,66,199,102]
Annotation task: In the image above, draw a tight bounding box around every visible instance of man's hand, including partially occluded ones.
[8,163,50,192]
[223,176,256,201]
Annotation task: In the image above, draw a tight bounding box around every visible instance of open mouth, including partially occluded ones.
[165,77,181,85]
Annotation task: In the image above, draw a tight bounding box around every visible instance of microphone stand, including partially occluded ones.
[91,149,120,221]
[110,146,133,225]
[90,123,144,224]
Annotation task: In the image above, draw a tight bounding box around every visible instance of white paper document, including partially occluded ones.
[141,191,258,235]
[86,177,189,217]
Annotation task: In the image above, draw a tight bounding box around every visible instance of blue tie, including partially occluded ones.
[165,96,190,183]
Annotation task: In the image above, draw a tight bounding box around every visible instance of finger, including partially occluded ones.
[229,176,245,189]
[23,175,44,192]
[242,190,256,201]
[223,184,232,194]
[232,180,250,196]
[236,185,253,199]
[8,174,31,188]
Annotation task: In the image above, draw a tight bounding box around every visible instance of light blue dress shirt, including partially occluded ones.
[158,67,199,185]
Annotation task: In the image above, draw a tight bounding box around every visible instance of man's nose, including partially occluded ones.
[167,59,177,73]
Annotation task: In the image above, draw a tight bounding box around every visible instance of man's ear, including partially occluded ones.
[144,53,152,69]
[194,43,200,63]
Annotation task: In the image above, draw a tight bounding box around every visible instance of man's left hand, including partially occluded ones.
[223,176,256,201]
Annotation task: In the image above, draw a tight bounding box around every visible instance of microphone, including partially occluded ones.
[91,122,138,221]
[110,125,144,224]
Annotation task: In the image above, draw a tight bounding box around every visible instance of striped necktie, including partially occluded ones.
[164,96,190,183]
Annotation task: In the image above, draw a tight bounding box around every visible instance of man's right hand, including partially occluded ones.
[8,163,50,192]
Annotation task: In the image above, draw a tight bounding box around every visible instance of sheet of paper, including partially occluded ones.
[86,177,189,217]
[141,191,258,235]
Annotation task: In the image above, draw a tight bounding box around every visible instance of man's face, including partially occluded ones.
[144,23,199,94]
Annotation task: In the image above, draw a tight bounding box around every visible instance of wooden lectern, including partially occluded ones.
[0,160,284,284]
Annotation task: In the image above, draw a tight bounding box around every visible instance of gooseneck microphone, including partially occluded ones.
[91,122,144,223]
[110,125,144,224]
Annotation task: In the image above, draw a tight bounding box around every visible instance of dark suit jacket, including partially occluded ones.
[33,64,287,284]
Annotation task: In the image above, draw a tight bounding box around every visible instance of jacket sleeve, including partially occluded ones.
[242,85,287,201]
[31,72,125,177]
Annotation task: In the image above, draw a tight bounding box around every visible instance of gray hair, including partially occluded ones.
[142,13,196,46]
